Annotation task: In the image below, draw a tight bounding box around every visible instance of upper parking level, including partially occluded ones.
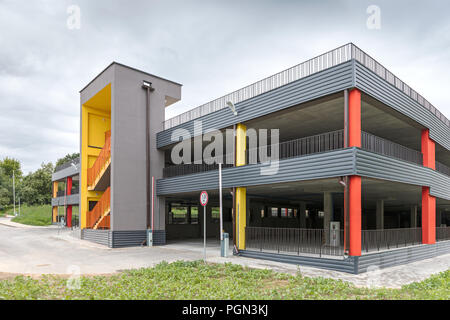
[52,157,80,182]
[157,43,450,152]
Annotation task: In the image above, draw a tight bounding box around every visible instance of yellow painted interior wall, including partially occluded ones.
[80,84,111,229]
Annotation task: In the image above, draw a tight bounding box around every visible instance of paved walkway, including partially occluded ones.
[0,218,448,288]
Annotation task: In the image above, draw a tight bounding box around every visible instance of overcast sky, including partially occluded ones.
[1,0,449,173]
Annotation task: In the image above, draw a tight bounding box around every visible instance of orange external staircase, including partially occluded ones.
[87,130,111,190]
[87,187,111,230]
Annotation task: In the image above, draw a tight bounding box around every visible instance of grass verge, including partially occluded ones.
[0,261,448,300]
[7,205,52,226]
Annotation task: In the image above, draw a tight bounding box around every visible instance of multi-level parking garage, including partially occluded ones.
[76,44,450,273]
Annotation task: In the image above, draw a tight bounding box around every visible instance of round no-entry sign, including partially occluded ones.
[200,191,209,207]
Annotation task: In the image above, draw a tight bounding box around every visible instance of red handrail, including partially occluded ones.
[86,187,111,229]
[87,131,111,188]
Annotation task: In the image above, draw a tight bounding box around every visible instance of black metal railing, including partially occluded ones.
[361,228,422,253]
[245,227,345,257]
[163,153,234,178]
[361,132,423,165]
[56,188,79,197]
[247,130,344,164]
[436,227,450,242]
[163,130,425,178]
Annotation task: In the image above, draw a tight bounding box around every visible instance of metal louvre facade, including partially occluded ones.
[157,148,356,195]
[158,58,450,153]
[158,147,450,201]
[354,61,450,151]
[157,61,354,148]
[355,149,450,200]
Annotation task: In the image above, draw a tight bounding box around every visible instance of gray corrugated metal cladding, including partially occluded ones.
[158,147,450,201]
[354,61,450,151]
[157,61,354,148]
[158,58,450,153]
[157,148,355,195]
[355,149,450,200]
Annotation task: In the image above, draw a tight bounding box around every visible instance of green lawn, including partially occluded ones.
[0,261,448,300]
[6,205,52,226]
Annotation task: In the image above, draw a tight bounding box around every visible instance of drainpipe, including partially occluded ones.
[142,81,155,230]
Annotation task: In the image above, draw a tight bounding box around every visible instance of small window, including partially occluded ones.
[169,205,188,224]
[211,207,220,220]
[260,208,265,218]
[190,207,199,224]
[270,207,279,217]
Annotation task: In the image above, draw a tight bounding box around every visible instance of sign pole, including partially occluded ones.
[200,191,209,262]
[219,163,224,256]
[204,205,206,261]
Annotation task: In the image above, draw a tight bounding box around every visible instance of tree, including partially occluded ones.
[19,162,54,205]
[0,157,22,179]
[0,168,11,209]
[55,153,80,170]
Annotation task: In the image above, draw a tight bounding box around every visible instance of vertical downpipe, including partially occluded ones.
[142,82,155,231]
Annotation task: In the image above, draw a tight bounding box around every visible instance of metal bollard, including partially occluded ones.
[221,233,229,257]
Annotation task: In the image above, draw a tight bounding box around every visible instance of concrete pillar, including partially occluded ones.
[324,192,333,244]
[376,200,384,230]
[410,205,417,228]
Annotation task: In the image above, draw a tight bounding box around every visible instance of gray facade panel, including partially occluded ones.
[111,65,181,232]
[355,149,450,200]
[52,167,79,182]
[354,61,450,151]
[157,148,356,195]
[157,61,354,148]
[81,229,112,247]
[110,230,166,247]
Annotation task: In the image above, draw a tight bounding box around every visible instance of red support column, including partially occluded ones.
[348,89,362,256]
[349,89,361,148]
[421,129,436,244]
[349,176,362,256]
[66,177,73,228]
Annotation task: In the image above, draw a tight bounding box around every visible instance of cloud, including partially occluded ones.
[0,0,449,172]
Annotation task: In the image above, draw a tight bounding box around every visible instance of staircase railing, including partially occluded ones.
[87,131,111,188]
[87,187,111,229]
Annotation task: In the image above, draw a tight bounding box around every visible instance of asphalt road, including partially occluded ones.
[0,219,225,275]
